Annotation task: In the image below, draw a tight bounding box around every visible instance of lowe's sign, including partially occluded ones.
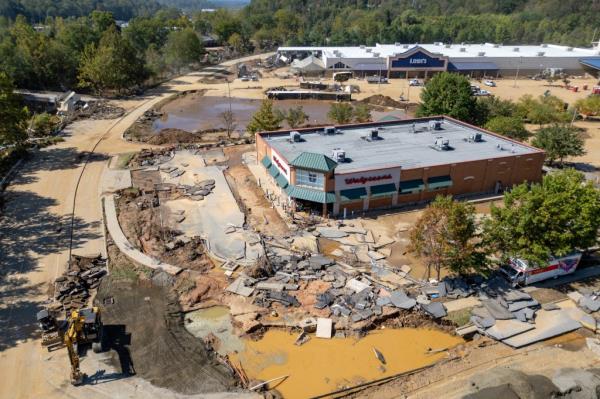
[390,51,446,69]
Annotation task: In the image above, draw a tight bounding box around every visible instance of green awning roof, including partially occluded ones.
[261,155,272,168]
[290,152,337,172]
[268,165,280,178]
[275,173,289,189]
[399,179,425,194]
[370,183,397,197]
[288,186,336,203]
[340,187,367,202]
[427,175,453,190]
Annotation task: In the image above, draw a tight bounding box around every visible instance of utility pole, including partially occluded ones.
[513,57,522,88]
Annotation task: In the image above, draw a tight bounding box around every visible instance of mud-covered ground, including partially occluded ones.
[95,268,237,394]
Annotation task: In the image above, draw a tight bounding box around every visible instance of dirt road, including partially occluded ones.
[0,61,266,399]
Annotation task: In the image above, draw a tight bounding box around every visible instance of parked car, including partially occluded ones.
[484,80,496,87]
[409,79,421,86]
[473,89,492,96]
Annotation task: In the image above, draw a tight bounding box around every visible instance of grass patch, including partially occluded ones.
[115,152,136,169]
[444,307,473,327]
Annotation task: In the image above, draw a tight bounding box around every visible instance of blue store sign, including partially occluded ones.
[390,51,446,69]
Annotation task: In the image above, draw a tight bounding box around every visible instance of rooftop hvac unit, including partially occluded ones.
[360,45,366,49]
[478,52,486,56]
[567,47,573,51]
[541,43,548,48]
[324,126,336,135]
[370,129,379,140]
[290,131,301,142]
[493,44,500,48]
[435,137,450,151]
[366,48,372,53]
[537,52,545,56]
[395,42,401,46]
[331,148,346,162]
[373,52,380,57]
[460,47,466,52]
[429,120,442,131]
[403,44,409,49]
[513,47,520,52]
[469,133,482,142]
[445,44,451,48]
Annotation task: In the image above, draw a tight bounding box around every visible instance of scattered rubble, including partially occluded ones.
[53,255,107,311]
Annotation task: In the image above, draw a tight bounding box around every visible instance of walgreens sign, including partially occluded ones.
[336,168,401,190]
[271,151,289,177]
[345,174,392,185]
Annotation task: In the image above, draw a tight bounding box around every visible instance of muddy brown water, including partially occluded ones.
[153,95,406,133]
[230,328,463,398]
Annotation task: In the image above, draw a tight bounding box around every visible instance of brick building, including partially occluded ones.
[255,116,545,216]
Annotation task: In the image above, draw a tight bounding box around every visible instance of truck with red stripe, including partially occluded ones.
[499,253,582,287]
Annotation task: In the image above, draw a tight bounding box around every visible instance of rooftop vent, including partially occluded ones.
[478,51,486,56]
[567,47,573,51]
[496,144,505,151]
[469,133,483,142]
[360,45,366,49]
[331,148,346,162]
[541,43,548,48]
[445,44,451,48]
[290,131,301,142]
[429,120,442,131]
[460,47,466,52]
[493,44,500,48]
[513,47,520,52]
[395,42,401,46]
[373,52,380,57]
[403,44,409,49]
[366,48,372,53]
[537,51,545,56]
[435,137,450,151]
[370,129,379,140]
[324,126,336,135]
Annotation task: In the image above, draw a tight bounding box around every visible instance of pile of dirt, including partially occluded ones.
[79,100,126,120]
[96,276,238,394]
[360,94,406,109]
[146,129,203,145]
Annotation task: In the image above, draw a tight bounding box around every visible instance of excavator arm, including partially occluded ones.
[64,311,84,385]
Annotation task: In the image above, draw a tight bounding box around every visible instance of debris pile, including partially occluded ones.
[138,109,164,123]
[177,179,216,201]
[133,148,174,168]
[54,255,107,311]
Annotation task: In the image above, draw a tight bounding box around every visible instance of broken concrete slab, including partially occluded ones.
[255,282,285,292]
[421,302,447,318]
[481,298,514,320]
[225,276,255,297]
[471,315,495,329]
[345,278,371,293]
[316,227,348,239]
[373,236,395,249]
[502,309,582,348]
[389,290,417,309]
[485,319,536,341]
[507,299,540,312]
[586,338,600,357]
[579,295,600,313]
[316,318,333,339]
[367,251,386,261]
[502,290,532,302]
[567,291,584,303]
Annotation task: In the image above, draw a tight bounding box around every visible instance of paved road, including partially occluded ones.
[0,56,269,399]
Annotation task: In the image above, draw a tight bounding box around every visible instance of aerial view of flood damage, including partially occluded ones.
[2,1,600,398]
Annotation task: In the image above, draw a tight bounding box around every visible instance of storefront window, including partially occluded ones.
[296,169,324,189]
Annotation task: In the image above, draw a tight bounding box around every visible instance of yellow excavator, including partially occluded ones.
[63,307,104,385]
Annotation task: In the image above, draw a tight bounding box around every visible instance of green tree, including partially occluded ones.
[327,102,354,124]
[517,94,569,126]
[416,72,480,124]
[531,124,585,165]
[30,112,59,137]
[247,100,282,134]
[0,72,28,146]
[227,32,245,54]
[353,103,372,123]
[485,116,530,141]
[478,96,518,119]
[285,106,308,129]
[483,169,600,266]
[164,28,203,71]
[78,26,147,95]
[409,196,484,279]
[575,95,600,118]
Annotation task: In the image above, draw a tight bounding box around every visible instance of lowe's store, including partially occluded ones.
[278,42,600,78]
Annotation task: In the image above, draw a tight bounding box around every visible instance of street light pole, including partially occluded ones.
[513,56,522,88]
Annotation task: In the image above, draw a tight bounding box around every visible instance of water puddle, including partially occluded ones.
[184,306,244,356]
[153,95,406,133]
[230,328,463,398]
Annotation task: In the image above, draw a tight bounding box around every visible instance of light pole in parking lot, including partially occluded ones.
[513,56,522,88]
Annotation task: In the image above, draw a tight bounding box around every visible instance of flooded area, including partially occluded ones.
[152,94,406,133]
[184,306,244,356]
[230,328,463,399]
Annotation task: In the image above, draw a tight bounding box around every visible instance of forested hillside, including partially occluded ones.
[241,0,600,47]
[156,0,249,11]
[0,0,161,21]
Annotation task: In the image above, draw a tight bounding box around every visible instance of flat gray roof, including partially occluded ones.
[265,118,542,173]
